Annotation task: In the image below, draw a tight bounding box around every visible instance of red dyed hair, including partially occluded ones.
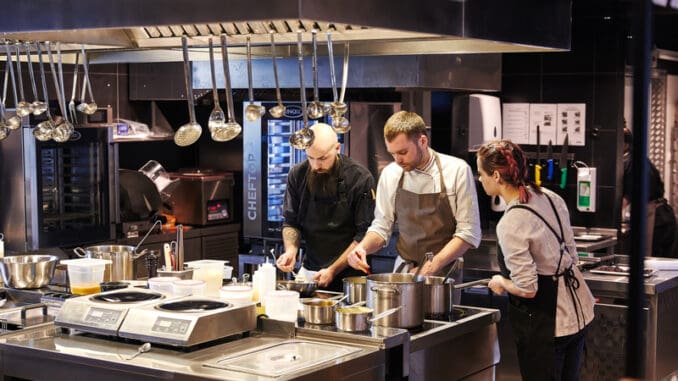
[477,140,541,203]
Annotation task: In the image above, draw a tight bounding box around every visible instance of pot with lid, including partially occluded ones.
[366,273,424,328]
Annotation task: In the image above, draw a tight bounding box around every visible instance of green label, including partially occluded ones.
[578,181,591,207]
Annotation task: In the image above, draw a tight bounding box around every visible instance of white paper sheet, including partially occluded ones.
[556,103,586,146]
[528,103,558,145]
[502,103,530,144]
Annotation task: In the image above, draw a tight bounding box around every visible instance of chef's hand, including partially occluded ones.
[348,246,370,274]
[409,260,439,277]
[276,251,297,272]
[488,274,507,295]
[312,268,335,287]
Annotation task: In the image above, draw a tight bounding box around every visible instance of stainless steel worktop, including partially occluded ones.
[582,255,678,295]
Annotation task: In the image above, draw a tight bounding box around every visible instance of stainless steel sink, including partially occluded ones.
[204,339,361,377]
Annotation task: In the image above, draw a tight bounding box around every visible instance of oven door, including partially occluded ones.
[34,128,115,247]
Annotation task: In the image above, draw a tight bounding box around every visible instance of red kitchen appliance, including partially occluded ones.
[168,170,234,226]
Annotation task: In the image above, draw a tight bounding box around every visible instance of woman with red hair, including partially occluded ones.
[476,140,595,381]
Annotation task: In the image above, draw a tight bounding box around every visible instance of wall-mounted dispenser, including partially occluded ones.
[574,161,596,212]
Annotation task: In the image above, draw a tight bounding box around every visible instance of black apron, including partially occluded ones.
[393,153,457,275]
[301,162,362,291]
[498,195,579,381]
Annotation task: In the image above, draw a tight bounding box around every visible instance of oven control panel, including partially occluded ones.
[152,317,192,335]
[206,200,230,221]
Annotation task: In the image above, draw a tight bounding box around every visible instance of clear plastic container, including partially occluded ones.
[148,276,180,294]
[185,260,227,295]
[61,258,112,295]
[219,285,254,304]
[173,279,206,296]
[263,290,300,322]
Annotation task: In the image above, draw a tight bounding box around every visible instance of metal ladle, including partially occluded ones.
[206,37,227,140]
[33,42,56,141]
[0,52,13,140]
[77,45,98,115]
[289,31,315,150]
[173,36,203,147]
[3,42,22,130]
[330,42,350,133]
[13,43,34,117]
[307,30,325,120]
[48,42,74,142]
[268,32,286,118]
[244,37,265,121]
[68,51,80,123]
[215,33,242,142]
[24,43,47,115]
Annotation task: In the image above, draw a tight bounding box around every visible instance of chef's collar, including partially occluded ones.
[414,147,436,173]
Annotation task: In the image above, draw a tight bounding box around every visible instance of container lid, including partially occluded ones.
[185,260,229,268]
[148,276,180,284]
[61,258,112,268]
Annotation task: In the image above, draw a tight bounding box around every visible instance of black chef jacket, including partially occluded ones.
[282,154,375,272]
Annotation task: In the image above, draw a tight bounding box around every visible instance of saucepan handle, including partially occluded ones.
[132,249,149,260]
[73,247,88,258]
[370,286,400,295]
[453,279,491,290]
[368,306,402,323]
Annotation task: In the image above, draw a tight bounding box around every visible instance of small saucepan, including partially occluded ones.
[335,305,402,332]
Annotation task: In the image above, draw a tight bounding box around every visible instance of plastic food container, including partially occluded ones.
[61,258,112,295]
[148,276,180,294]
[219,285,254,304]
[263,290,300,322]
[184,260,227,295]
[173,279,206,296]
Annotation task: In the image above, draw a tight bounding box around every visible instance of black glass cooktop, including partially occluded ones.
[157,300,230,312]
[92,291,163,303]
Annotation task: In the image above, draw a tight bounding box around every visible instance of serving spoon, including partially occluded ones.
[244,37,265,121]
[267,32,286,118]
[289,31,315,150]
[24,43,47,115]
[206,37,227,140]
[173,36,202,146]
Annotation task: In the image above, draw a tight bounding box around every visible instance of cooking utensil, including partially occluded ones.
[412,251,434,279]
[0,255,59,289]
[13,44,33,117]
[77,45,98,115]
[206,37,227,140]
[276,279,318,297]
[307,30,325,120]
[301,299,337,325]
[335,305,401,332]
[51,42,74,142]
[215,33,242,142]
[24,43,47,115]
[289,31,315,150]
[453,278,491,290]
[342,276,367,305]
[244,37,265,121]
[174,36,203,146]
[33,42,56,141]
[559,133,569,189]
[268,32,286,118]
[125,342,151,360]
[3,42,22,130]
[534,124,542,186]
[330,42,351,133]
[74,245,149,282]
[546,140,555,181]
[68,51,79,123]
[366,273,424,328]
[423,275,454,317]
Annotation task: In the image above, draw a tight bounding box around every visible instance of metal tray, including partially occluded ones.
[589,266,656,278]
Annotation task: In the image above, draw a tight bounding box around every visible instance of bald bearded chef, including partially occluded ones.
[348,111,482,302]
[276,123,376,292]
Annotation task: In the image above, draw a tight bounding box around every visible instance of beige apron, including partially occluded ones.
[392,153,462,302]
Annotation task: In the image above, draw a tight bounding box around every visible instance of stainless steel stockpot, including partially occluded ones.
[423,276,454,316]
[366,273,424,328]
[342,276,366,304]
[74,245,147,282]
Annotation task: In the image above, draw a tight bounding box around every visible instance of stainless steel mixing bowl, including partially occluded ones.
[0,255,59,289]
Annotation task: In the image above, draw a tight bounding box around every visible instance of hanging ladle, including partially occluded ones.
[307,30,325,120]
[77,45,98,115]
[48,42,74,142]
[68,51,80,124]
[289,31,315,150]
[215,33,242,142]
[13,43,34,117]
[24,43,47,115]
[32,42,57,142]
[173,36,203,147]
[3,42,22,130]
[268,32,286,118]
[0,50,14,140]
[329,41,350,133]
[206,36,227,140]
[244,36,265,121]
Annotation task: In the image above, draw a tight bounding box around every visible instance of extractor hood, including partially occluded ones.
[0,0,572,58]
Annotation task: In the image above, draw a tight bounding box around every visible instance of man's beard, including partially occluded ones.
[307,160,340,198]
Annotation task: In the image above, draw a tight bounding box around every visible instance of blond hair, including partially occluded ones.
[383,111,427,142]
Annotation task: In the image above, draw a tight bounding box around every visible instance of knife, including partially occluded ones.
[534,125,542,186]
[559,134,569,189]
[546,140,554,181]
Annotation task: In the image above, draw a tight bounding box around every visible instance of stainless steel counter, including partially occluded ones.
[0,325,385,381]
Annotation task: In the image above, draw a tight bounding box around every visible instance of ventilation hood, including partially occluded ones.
[0,0,572,59]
